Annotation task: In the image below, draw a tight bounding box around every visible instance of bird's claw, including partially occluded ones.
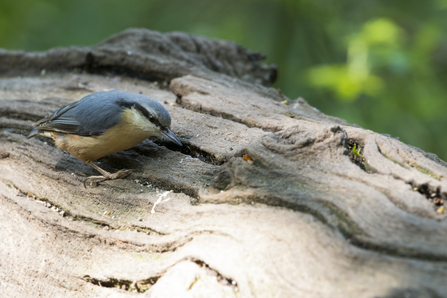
[110,169,133,179]
[83,169,132,187]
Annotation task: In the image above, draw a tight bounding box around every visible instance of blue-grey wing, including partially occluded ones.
[34,101,83,133]
[34,91,126,136]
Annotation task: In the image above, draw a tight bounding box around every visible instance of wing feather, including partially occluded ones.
[34,101,82,134]
[33,91,129,136]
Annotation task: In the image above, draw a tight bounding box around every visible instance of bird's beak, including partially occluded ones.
[161,128,182,146]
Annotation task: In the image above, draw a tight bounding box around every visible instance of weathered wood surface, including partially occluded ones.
[1,29,447,298]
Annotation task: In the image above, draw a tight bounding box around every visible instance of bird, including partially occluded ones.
[27,90,182,184]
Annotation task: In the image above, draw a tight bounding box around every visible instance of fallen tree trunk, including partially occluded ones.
[1,28,446,298]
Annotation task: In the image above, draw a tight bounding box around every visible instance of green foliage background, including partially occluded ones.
[1,0,446,160]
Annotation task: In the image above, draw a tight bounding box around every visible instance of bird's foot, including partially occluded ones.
[84,169,133,187]
[108,169,133,179]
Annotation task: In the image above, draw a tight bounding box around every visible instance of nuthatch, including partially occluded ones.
[27,90,182,183]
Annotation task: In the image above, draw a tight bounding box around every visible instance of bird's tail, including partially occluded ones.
[27,128,41,139]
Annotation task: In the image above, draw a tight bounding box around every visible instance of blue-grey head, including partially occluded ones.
[112,91,182,146]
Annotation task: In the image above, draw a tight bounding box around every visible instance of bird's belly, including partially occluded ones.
[57,129,150,162]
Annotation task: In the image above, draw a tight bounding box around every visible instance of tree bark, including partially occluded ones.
[1,28,446,298]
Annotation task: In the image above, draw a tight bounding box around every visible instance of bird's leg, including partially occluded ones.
[84,161,132,185]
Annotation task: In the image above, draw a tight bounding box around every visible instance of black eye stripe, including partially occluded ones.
[117,99,164,128]
[132,102,162,127]
[132,102,150,119]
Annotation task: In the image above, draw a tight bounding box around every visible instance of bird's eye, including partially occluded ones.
[148,115,155,123]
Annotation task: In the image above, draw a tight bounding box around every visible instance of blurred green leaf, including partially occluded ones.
[307,65,383,101]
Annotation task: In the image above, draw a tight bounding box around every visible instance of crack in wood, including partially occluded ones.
[376,145,446,212]
[191,259,239,290]
[81,257,239,294]
[82,275,159,293]
[346,138,375,173]
[146,138,225,165]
